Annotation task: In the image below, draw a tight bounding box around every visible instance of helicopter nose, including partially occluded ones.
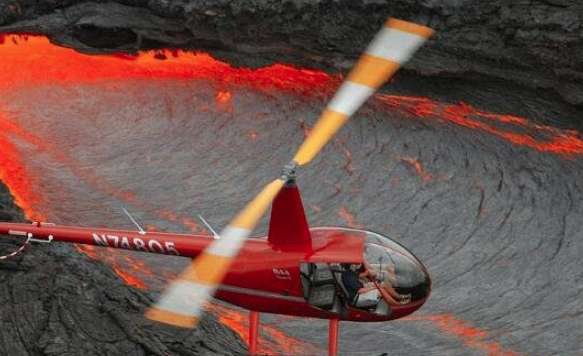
[389,253,431,304]
[362,231,431,306]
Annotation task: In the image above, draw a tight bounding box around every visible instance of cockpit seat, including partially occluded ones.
[307,284,337,309]
[354,289,380,309]
[311,263,335,285]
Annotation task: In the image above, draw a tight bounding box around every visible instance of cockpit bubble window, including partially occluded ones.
[363,231,430,303]
[307,227,430,308]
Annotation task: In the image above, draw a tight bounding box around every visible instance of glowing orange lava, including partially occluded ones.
[0,109,203,234]
[209,304,320,355]
[2,34,581,158]
[0,33,574,355]
[405,313,520,356]
[401,157,432,182]
[0,106,312,353]
[379,96,583,157]
[0,35,333,95]
[74,244,149,289]
[215,90,232,104]
[0,114,44,220]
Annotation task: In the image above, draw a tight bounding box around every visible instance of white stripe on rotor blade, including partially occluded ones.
[327,81,375,117]
[366,27,426,64]
[155,280,215,317]
[207,226,250,257]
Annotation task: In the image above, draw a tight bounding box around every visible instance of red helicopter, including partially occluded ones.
[0,18,434,356]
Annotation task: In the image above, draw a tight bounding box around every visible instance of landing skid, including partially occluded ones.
[247,312,340,356]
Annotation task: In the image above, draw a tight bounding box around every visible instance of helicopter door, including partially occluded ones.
[299,263,341,312]
[300,262,390,316]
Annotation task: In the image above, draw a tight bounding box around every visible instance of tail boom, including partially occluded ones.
[0,222,213,258]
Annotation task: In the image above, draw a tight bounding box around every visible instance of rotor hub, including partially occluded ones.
[281,161,298,182]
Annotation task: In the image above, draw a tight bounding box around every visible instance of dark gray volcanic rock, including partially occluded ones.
[0,184,247,356]
[1,0,583,110]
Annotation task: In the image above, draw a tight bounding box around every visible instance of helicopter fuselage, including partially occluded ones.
[0,222,430,322]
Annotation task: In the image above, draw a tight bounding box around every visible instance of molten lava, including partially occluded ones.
[0,113,44,221]
[209,304,321,355]
[405,313,520,356]
[0,35,333,95]
[379,96,583,157]
[3,34,581,157]
[0,33,574,354]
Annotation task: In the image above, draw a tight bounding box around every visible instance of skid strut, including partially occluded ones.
[329,319,339,356]
[249,311,259,355]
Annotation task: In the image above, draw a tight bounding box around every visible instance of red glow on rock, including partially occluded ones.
[145,224,159,232]
[0,109,203,233]
[0,114,44,220]
[0,109,302,352]
[0,35,333,95]
[2,34,580,158]
[310,205,322,213]
[248,130,259,141]
[75,245,148,290]
[0,33,567,356]
[215,90,233,113]
[208,304,320,355]
[216,90,232,105]
[379,95,583,157]
[112,265,148,289]
[181,217,201,233]
[405,313,520,356]
[299,120,312,139]
[401,157,432,182]
[334,139,354,175]
[338,206,363,229]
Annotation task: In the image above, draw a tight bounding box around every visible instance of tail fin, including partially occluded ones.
[267,181,312,252]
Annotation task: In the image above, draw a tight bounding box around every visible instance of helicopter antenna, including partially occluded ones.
[122,208,146,235]
[198,215,220,239]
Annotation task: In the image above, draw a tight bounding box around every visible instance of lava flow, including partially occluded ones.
[0,33,576,355]
[0,108,318,352]
[2,34,582,158]
[404,314,519,356]
[379,96,583,157]
[0,112,44,221]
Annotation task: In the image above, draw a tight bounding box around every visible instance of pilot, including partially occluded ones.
[340,263,363,302]
[341,264,379,308]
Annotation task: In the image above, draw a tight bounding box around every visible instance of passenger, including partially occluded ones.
[362,259,378,279]
[363,243,412,306]
[378,264,411,305]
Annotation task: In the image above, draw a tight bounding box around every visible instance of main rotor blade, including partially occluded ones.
[146,178,286,327]
[147,17,434,329]
[293,18,434,166]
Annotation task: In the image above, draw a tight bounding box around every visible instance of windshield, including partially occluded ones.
[363,231,430,304]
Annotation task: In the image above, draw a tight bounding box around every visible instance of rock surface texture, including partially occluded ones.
[1,1,583,355]
[0,184,247,356]
[1,0,583,111]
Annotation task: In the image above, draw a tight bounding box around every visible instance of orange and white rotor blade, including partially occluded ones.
[293,18,434,166]
[146,17,434,329]
[146,178,286,327]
